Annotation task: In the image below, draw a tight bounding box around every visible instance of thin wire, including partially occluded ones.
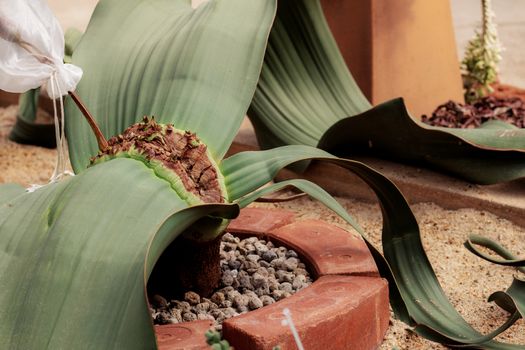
[49,71,62,182]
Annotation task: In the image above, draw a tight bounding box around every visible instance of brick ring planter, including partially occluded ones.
[155,207,390,350]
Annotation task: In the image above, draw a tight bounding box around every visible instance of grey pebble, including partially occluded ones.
[254,242,268,253]
[246,254,260,263]
[261,250,278,262]
[286,249,299,258]
[280,282,294,293]
[194,302,210,314]
[221,270,235,286]
[284,257,299,271]
[260,295,276,306]
[248,296,263,310]
[222,233,237,243]
[182,312,197,322]
[152,234,312,330]
[252,272,268,288]
[197,313,214,321]
[228,259,241,270]
[271,289,285,301]
[293,275,307,290]
[171,309,182,323]
[184,291,200,305]
[233,294,249,308]
[276,270,294,283]
[259,260,271,268]
[172,301,191,313]
[210,292,225,305]
[276,246,287,257]
[254,286,270,297]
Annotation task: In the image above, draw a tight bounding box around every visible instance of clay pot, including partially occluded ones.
[154,207,390,350]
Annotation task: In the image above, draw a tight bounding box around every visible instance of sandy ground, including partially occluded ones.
[1,105,525,349]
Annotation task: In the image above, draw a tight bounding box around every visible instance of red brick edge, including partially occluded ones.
[156,208,390,350]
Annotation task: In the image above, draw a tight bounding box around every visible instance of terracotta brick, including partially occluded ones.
[155,320,213,350]
[223,275,389,350]
[227,208,295,235]
[269,220,379,277]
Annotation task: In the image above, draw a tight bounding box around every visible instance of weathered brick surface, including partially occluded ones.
[269,220,379,278]
[226,208,295,235]
[156,320,213,350]
[223,275,390,350]
[156,210,390,350]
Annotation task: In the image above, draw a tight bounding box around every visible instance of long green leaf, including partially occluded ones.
[249,0,370,149]
[248,0,525,184]
[319,98,525,184]
[490,279,525,323]
[465,235,525,273]
[66,0,276,171]
[0,158,238,349]
[0,183,25,205]
[9,88,56,148]
[222,145,524,348]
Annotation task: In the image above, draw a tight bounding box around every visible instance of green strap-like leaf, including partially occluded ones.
[0,183,25,205]
[222,145,524,348]
[249,0,370,149]
[0,158,238,349]
[490,279,525,322]
[465,235,525,273]
[248,0,525,184]
[66,0,276,172]
[9,89,57,148]
[319,98,525,184]
[64,28,83,64]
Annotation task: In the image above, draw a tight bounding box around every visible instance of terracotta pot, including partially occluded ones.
[321,0,464,118]
[154,208,390,350]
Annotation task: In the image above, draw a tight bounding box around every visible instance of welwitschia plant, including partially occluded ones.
[1,1,524,349]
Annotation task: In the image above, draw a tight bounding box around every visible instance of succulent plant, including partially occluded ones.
[462,0,503,102]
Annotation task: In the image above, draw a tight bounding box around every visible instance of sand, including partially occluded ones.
[1,105,524,349]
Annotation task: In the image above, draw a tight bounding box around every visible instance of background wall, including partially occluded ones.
[451,0,525,88]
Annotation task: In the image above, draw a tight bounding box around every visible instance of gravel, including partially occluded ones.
[421,96,525,128]
[150,233,312,331]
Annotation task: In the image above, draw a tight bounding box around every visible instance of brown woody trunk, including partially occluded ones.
[147,232,223,299]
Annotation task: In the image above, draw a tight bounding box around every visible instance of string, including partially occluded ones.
[26,71,72,192]
[281,308,305,350]
[49,71,61,181]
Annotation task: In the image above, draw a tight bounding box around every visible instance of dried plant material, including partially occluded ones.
[92,116,227,204]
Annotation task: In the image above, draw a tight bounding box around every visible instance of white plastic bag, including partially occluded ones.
[0,0,83,186]
[0,0,82,98]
